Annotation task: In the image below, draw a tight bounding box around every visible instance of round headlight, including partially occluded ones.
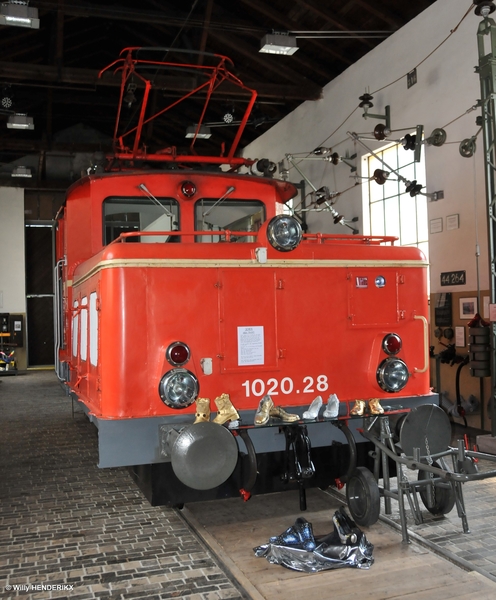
[267,215,303,252]
[159,368,199,409]
[377,358,409,393]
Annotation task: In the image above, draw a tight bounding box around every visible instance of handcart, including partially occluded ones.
[344,404,496,543]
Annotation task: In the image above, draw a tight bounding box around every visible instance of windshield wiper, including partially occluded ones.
[138,183,175,218]
[202,186,235,218]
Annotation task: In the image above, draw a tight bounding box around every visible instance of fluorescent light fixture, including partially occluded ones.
[185,125,212,139]
[260,30,391,55]
[260,33,298,55]
[11,165,32,178]
[7,113,34,129]
[0,1,39,29]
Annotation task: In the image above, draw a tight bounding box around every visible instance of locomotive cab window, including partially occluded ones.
[103,197,179,244]
[195,199,265,243]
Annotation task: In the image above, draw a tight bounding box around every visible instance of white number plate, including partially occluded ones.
[241,375,329,398]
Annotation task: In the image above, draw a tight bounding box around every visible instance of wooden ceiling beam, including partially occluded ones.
[0,60,321,101]
[35,0,192,27]
[349,0,403,29]
[291,0,380,48]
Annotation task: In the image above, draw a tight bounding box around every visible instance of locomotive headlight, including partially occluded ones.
[159,368,199,409]
[377,358,409,393]
[267,215,302,252]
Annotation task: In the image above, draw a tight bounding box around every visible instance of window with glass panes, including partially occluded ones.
[362,140,429,264]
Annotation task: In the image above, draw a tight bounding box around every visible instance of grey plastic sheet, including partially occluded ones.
[254,508,374,573]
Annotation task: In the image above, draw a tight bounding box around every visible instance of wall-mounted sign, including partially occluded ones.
[455,326,465,348]
[238,326,264,366]
[430,218,443,234]
[446,214,459,230]
[440,270,466,286]
[407,68,417,88]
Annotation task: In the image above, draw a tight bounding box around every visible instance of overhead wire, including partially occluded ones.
[292,2,475,163]
[370,3,474,96]
[283,2,477,225]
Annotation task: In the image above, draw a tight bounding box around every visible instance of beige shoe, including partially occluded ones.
[350,400,366,416]
[193,397,211,424]
[369,398,384,415]
[213,393,240,425]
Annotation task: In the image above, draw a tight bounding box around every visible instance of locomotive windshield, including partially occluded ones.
[195,199,265,243]
[103,197,179,244]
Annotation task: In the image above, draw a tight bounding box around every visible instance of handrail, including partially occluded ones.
[413,315,429,374]
[53,257,66,382]
[108,229,403,246]
[108,230,256,244]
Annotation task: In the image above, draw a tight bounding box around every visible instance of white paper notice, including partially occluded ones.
[238,326,264,366]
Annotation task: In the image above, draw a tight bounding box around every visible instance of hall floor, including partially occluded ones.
[1,371,496,599]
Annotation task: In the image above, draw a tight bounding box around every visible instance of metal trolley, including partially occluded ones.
[344,404,496,543]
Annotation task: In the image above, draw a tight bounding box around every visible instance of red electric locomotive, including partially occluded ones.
[54,48,436,517]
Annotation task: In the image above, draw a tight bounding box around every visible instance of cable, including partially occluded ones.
[315,106,360,151]
[441,104,478,130]
[165,0,201,54]
[371,3,474,96]
[298,3,474,159]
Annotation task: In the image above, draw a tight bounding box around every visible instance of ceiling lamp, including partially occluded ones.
[260,33,298,55]
[260,30,390,55]
[185,125,212,139]
[11,165,32,178]
[0,1,40,29]
[7,113,34,129]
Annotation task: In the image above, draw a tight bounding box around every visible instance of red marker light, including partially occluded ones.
[181,181,196,198]
[166,342,191,366]
[382,333,402,355]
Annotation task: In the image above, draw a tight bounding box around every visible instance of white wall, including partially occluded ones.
[242,0,487,295]
[0,187,26,313]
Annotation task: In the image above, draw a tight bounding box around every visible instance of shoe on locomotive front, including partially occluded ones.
[54,48,436,509]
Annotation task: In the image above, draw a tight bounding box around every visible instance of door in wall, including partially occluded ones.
[25,224,54,366]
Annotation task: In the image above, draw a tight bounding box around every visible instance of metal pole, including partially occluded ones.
[476,15,496,436]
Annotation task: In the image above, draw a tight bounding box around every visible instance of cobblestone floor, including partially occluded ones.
[0,371,245,600]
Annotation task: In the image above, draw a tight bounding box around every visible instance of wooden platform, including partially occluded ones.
[183,488,496,600]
